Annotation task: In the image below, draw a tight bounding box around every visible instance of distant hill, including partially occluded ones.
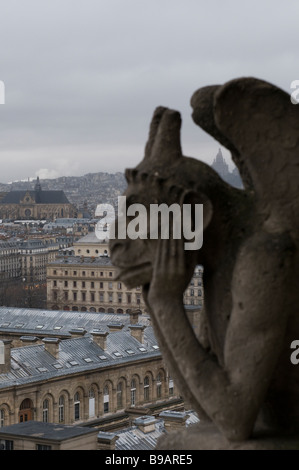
[0,172,127,215]
[0,156,243,218]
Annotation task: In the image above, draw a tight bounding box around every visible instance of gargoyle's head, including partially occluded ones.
[109,107,215,289]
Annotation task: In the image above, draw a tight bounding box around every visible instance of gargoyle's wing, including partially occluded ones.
[191,77,299,229]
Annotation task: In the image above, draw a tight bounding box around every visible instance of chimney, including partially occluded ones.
[97,432,119,450]
[0,340,12,373]
[134,416,156,434]
[20,336,39,346]
[69,328,87,339]
[129,309,141,325]
[129,324,145,344]
[43,337,60,359]
[159,411,189,431]
[92,330,108,350]
[107,323,124,333]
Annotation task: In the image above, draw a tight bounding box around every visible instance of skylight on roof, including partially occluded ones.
[113,352,122,357]
[152,345,159,350]
[54,326,63,330]
[14,323,24,328]
[138,347,146,352]
[53,363,63,369]
[99,355,108,361]
[37,367,48,373]
[126,350,135,355]
[84,357,93,363]
[35,325,44,329]
[0,322,10,327]
[69,360,79,366]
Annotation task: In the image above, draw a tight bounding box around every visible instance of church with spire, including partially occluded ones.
[0,177,76,221]
[211,148,243,188]
[211,148,229,177]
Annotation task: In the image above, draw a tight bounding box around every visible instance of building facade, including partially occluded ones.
[47,255,146,313]
[0,317,180,430]
[0,239,60,287]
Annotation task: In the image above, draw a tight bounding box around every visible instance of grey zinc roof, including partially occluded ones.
[0,326,161,389]
[48,255,112,266]
[0,307,151,338]
[0,420,97,440]
[73,232,107,244]
[114,412,199,450]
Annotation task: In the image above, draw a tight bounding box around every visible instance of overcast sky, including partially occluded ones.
[0,0,298,183]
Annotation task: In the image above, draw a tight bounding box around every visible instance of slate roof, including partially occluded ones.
[49,255,112,266]
[114,412,199,450]
[0,420,97,440]
[0,307,150,339]
[0,326,160,389]
[1,190,70,205]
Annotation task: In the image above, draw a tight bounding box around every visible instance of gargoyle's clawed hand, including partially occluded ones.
[144,235,189,309]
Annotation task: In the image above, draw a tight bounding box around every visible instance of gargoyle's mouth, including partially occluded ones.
[115,262,152,286]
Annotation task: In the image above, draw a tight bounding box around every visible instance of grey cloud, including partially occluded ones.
[0,0,298,182]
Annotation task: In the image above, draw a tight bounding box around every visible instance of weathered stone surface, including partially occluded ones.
[110,77,299,449]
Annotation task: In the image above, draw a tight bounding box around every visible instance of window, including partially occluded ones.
[104,386,109,413]
[99,293,104,302]
[131,379,137,406]
[136,294,141,305]
[108,282,113,289]
[82,281,86,288]
[118,293,122,304]
[73,271,77,275]
[127,294,132,304]
[169,377,174,396]
[91,271,95,276]
[91,292,95,302]
[53,270,57,275]
[74,392,80,421]
[73,281,77,288]
[190,289,194,296]
[82,271,86,276]
[64,291,68,301]
[144,376,150,401]
[42,399,49,423]
[100,282,103,288]
[117,382,123,409]
[1,440,14,450]
[91,281,94,288]
[64,280,68,287]
[157,374,162,398]
[117,282,122,289]
[36,444,52,450]
[0,408,5,427]
[59,396,64,423]
[100,272,103,276]
[89,388,95,418]
[109,272,113,277]
[108,293,113,303]
[82,292,86,302]
[53,280,57,287]
[64,271,68,275]
[73,292,77,301]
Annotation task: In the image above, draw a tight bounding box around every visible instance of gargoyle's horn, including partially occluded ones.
[144,106,182,164]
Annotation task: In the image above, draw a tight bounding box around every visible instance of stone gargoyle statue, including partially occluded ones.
[109,77,299,449]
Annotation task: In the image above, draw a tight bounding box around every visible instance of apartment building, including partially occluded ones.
[0,311,181,430]
[46,255,146,313]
